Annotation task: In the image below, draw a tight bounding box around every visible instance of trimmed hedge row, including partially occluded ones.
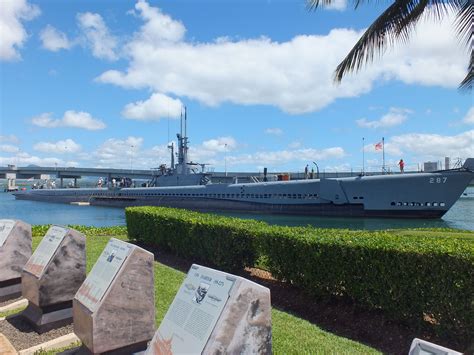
[125,206,474,344]
[126,206,263,271]
[257,225,474,344]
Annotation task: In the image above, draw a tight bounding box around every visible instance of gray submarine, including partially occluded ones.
[13,110,474,219]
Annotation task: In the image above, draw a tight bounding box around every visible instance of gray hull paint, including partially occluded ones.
[90,196,446,218]
[13,161,474,219]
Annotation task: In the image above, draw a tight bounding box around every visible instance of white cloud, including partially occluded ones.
[40,25,71,51]
[264,128,283,136]
[97,3,467,114]
[0,0,40,60]
[200,137,237,153]
[93,136,143,168]
[188,136,238,163]
[462,107,474,125]
[288,141,302,149]
[227,147,345,167]
[0,152,63,167]
[389,130,474,159]
[0,135,20,144]
[131,0,186,44]
[77,12,118,60]
[323,0,348,11]
[33,139,81,154]
[356,108,411,129]
[0,144,19,153]
[122,93,183,120]
[188,136,345,169]
[31,110,106,130]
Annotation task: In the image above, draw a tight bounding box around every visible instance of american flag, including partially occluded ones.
[374,141,383,150]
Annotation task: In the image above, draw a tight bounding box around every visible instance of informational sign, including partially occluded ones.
[0,219,15,248]
[147,265,235,355]
[24,225,67,277]
[75,238,132,312]
[408,338,462,355]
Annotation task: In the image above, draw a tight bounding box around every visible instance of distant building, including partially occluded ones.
[445,157,450,170]
[424,161,438,172]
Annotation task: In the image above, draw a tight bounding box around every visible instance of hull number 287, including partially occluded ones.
[429,177,447,184]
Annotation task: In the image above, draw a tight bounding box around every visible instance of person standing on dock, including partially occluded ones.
[305,165,309,179]
[398,159,405,173]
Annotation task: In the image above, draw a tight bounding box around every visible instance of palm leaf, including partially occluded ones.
[455,0,473,44]
[455,0,473,91]
[459,50,473,91]
[308,0,470,90]
[333,0,462,82]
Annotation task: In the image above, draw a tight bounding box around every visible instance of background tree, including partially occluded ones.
[308,0,473,90]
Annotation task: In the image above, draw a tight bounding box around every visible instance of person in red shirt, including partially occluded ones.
[398,159,405,173]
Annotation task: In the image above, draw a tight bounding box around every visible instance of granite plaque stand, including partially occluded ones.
[146,264,272,355]
[21,225,86,333]
[73,238,155,354]
[0,219,32,302]
[408,338,462,355]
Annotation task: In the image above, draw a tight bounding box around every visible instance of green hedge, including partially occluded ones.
[126,206,263,272]
[257,226,474,343]
[125,206,474,345]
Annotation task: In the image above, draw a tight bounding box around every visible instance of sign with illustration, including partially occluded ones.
[147,264,235,354]
[75,238,132,312]
[24,225,67,277]
[0,219,15,248]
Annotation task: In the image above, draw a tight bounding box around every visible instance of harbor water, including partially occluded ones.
[0,186,473,230]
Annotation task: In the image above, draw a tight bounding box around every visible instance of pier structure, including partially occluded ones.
[0,165,154,189]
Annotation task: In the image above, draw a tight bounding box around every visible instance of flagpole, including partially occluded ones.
[362,137,365,175]
[382,137,385,174]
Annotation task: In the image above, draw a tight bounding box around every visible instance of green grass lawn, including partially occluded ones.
[26,227,379,354]
[0,306,27,318]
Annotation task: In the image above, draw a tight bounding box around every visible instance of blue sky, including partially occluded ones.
[1,0,472,174]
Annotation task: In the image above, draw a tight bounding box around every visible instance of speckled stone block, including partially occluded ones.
[203,277,272,354]
[0,219,32,302]
[73,238,155,354]
[146,264,272,355]
[0,333,17,355]
[21,226,86,333]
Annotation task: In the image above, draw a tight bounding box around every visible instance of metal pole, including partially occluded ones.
[362,137,365,175]
[312,161,319,179]
[224,143,228,177]
[382,137,385,174]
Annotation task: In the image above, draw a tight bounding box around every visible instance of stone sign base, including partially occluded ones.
[0,219,32,303]
[0,278,22,302]
[0,333,17,355]
[59,341,149,355]
[21,226,86,334]
[146,264,272,354]
[73,239,155,354]
[21,300,73,334]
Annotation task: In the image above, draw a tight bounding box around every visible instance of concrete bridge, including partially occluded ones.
[0,165,156,190]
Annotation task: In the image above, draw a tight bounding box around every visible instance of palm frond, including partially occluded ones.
[334,0,426,81]
[333,0,464,82]
[308,0,471,88]
[307,0,335,10]
[459,50,473,91]
[456,0,473,91]
[455,0,473,46]
[307,0,463,10]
